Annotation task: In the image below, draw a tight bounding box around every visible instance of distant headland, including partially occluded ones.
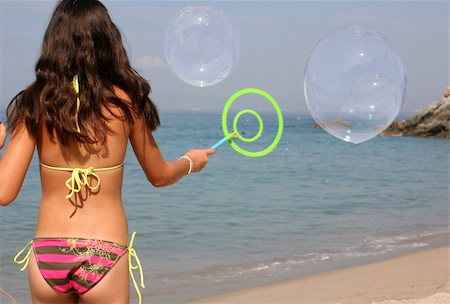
[381,86,450,139]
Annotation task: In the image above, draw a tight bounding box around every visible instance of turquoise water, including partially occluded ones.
[0,111,449,303]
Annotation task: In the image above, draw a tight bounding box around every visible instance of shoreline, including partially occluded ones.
[185,245,449,304]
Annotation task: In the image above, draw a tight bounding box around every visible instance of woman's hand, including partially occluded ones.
[184,148,215,173]
[0,122,6,150]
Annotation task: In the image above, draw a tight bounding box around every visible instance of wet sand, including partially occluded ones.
[186,246,449,304]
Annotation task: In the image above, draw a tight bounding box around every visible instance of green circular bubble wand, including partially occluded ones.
[210,88,284,157]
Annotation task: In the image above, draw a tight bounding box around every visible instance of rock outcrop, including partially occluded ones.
[380,86,449,139]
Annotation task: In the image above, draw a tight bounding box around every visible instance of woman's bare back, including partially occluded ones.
[36,101,131,245]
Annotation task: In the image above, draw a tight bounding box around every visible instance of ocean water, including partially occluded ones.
[0,110,448,303]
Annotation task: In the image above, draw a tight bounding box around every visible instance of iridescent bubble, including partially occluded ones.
[304,26,406,144]
[164,4,240,87]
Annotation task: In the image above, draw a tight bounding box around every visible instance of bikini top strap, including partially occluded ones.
[72,75,81,133]
[40,162,124,172]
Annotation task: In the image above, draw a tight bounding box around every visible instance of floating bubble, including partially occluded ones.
[304,26,406,144]
[164,4,240,87]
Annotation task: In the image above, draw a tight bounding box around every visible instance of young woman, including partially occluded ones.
[0,1,214,303]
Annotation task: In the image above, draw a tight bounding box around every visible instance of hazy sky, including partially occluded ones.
[0,1,448,114]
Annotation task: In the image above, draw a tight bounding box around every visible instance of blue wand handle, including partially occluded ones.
[211,133,236,150]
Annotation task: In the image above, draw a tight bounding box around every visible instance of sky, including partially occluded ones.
[0,0,448,114]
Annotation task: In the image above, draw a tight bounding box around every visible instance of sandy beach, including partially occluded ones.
[186,246,449,304]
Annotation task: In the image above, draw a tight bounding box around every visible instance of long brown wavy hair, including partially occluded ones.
[7,0,159,145]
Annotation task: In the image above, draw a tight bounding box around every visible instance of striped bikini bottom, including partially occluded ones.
[32,237,127,293]
[14,233,145,303]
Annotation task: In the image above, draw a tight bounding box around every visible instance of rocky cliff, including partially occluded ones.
[381,86,450,139]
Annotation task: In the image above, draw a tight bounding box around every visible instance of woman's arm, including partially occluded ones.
[0,122,6,150]
[129,114,214,187]
[0,122,36,205]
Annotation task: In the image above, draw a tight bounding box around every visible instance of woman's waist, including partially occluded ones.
[36,199,129,245]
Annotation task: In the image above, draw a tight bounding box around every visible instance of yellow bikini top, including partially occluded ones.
[40,162,124,199]
[39,75,124,199]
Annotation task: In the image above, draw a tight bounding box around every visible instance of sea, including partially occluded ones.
[0,110,448,303]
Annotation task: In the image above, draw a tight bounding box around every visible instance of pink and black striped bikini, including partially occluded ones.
[33,237,127,294]
[15,231,145,303]
[14,75,146,303]
[14,159,145,302]
[14,162,146,303]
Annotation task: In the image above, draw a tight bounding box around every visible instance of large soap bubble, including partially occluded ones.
[304,26,406,144]
[164,4,240,87]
